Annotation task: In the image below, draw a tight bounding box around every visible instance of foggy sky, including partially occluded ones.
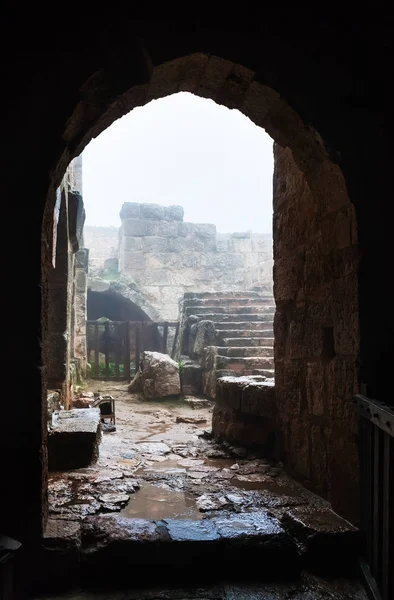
[82,92,273,233]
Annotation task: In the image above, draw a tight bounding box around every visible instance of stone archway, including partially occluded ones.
[88,277,161,322]
[43,54,359,518]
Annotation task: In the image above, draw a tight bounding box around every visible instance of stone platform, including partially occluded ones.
[48,408,102,471]
[212,376,276,451]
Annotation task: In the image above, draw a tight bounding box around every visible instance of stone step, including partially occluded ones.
[41,512,301,590]
[216,346,274,358]
[184,289,273,299]
[215,356,275,373]
[184,305,275,317]
[183,297,275,307]
[40,507,361,592]
[222,337,274,347]
[244,368,275,377]
[214,322,274,331]
[196,314,274,323]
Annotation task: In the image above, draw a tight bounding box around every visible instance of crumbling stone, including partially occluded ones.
[128,351,181,399]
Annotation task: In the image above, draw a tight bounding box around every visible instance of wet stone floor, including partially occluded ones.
[48,381,328,525]
[41,382,368,599]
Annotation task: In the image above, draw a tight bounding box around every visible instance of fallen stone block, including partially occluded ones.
[128,351,181,399]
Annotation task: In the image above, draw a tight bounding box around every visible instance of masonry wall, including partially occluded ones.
[99,201,274,320]
[84,226,119,275]
[273,145,359,518]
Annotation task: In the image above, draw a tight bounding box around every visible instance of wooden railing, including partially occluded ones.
[86,320,179,381]
[355,394,394,600]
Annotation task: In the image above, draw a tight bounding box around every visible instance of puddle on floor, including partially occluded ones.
[120,482,202,520]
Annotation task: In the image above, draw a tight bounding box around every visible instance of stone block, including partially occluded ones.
[183,235,206,252]
[44,519,81,549]
[143,269,171,285]
[147,253,181,270]
[212,405,275,451]
[75,269,87,292]
[47,283,68,331]
[320,208,353,254]
[180,252,201,268]
[119,202,141,219]
[121,236,142,252]
[48,408,101,471]
[194,223,216,237]
[46,332,68,384]
[164,205,184,221]
[170,269,198,286]
[281,505,359,570]
[241,381,275,418]
[164,518,220,541]
[140,236,168,252]
[167,237,185,252]
[122,252,147,271]
[155,220,179,237]
[307,160,350,215]
[160,285,185,305]
[177,222,194,237]
[241,81,280,126]
[273,256,301,303]
[122,218,157,236]
[75,248,89,270]
[140,203,165,220]
[216,238,229,252]
[306,361,325,417]
[180,361,203,395]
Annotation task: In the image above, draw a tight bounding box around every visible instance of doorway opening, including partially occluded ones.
[39,54,361,593]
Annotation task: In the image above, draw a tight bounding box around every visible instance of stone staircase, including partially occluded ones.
[181,287,275,397]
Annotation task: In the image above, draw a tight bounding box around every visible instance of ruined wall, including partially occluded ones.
[84,226,119,275]
[273,145,359,518]
[46,159,87,407]
[114,202,273,320]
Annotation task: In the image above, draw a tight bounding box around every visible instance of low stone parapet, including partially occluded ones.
[212,376,276,452]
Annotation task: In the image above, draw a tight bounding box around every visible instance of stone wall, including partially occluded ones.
[273,145,359,518]
[84,226,119,275]
[93,201,273,320]
[46,159,88,407]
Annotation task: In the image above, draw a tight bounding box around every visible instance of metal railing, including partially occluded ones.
[355,394,394,600]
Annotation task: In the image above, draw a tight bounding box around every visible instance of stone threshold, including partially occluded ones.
[39,506,360,591]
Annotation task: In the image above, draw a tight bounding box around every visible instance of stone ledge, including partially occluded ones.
[48,408,102,471]
[216,376,275,418]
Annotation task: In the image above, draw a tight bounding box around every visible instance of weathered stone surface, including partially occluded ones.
[48,408,101,471]
[128,351,181,399]
[212,405,274,452]
[180,361,203,395]
[281,506,360,569]
[83,515,161,546]
[163,518,220,541]
[189,319,217,359]
[164,204,184,221]
[44,518,81,548]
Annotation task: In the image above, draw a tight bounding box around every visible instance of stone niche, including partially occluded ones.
[85,201,273,321]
